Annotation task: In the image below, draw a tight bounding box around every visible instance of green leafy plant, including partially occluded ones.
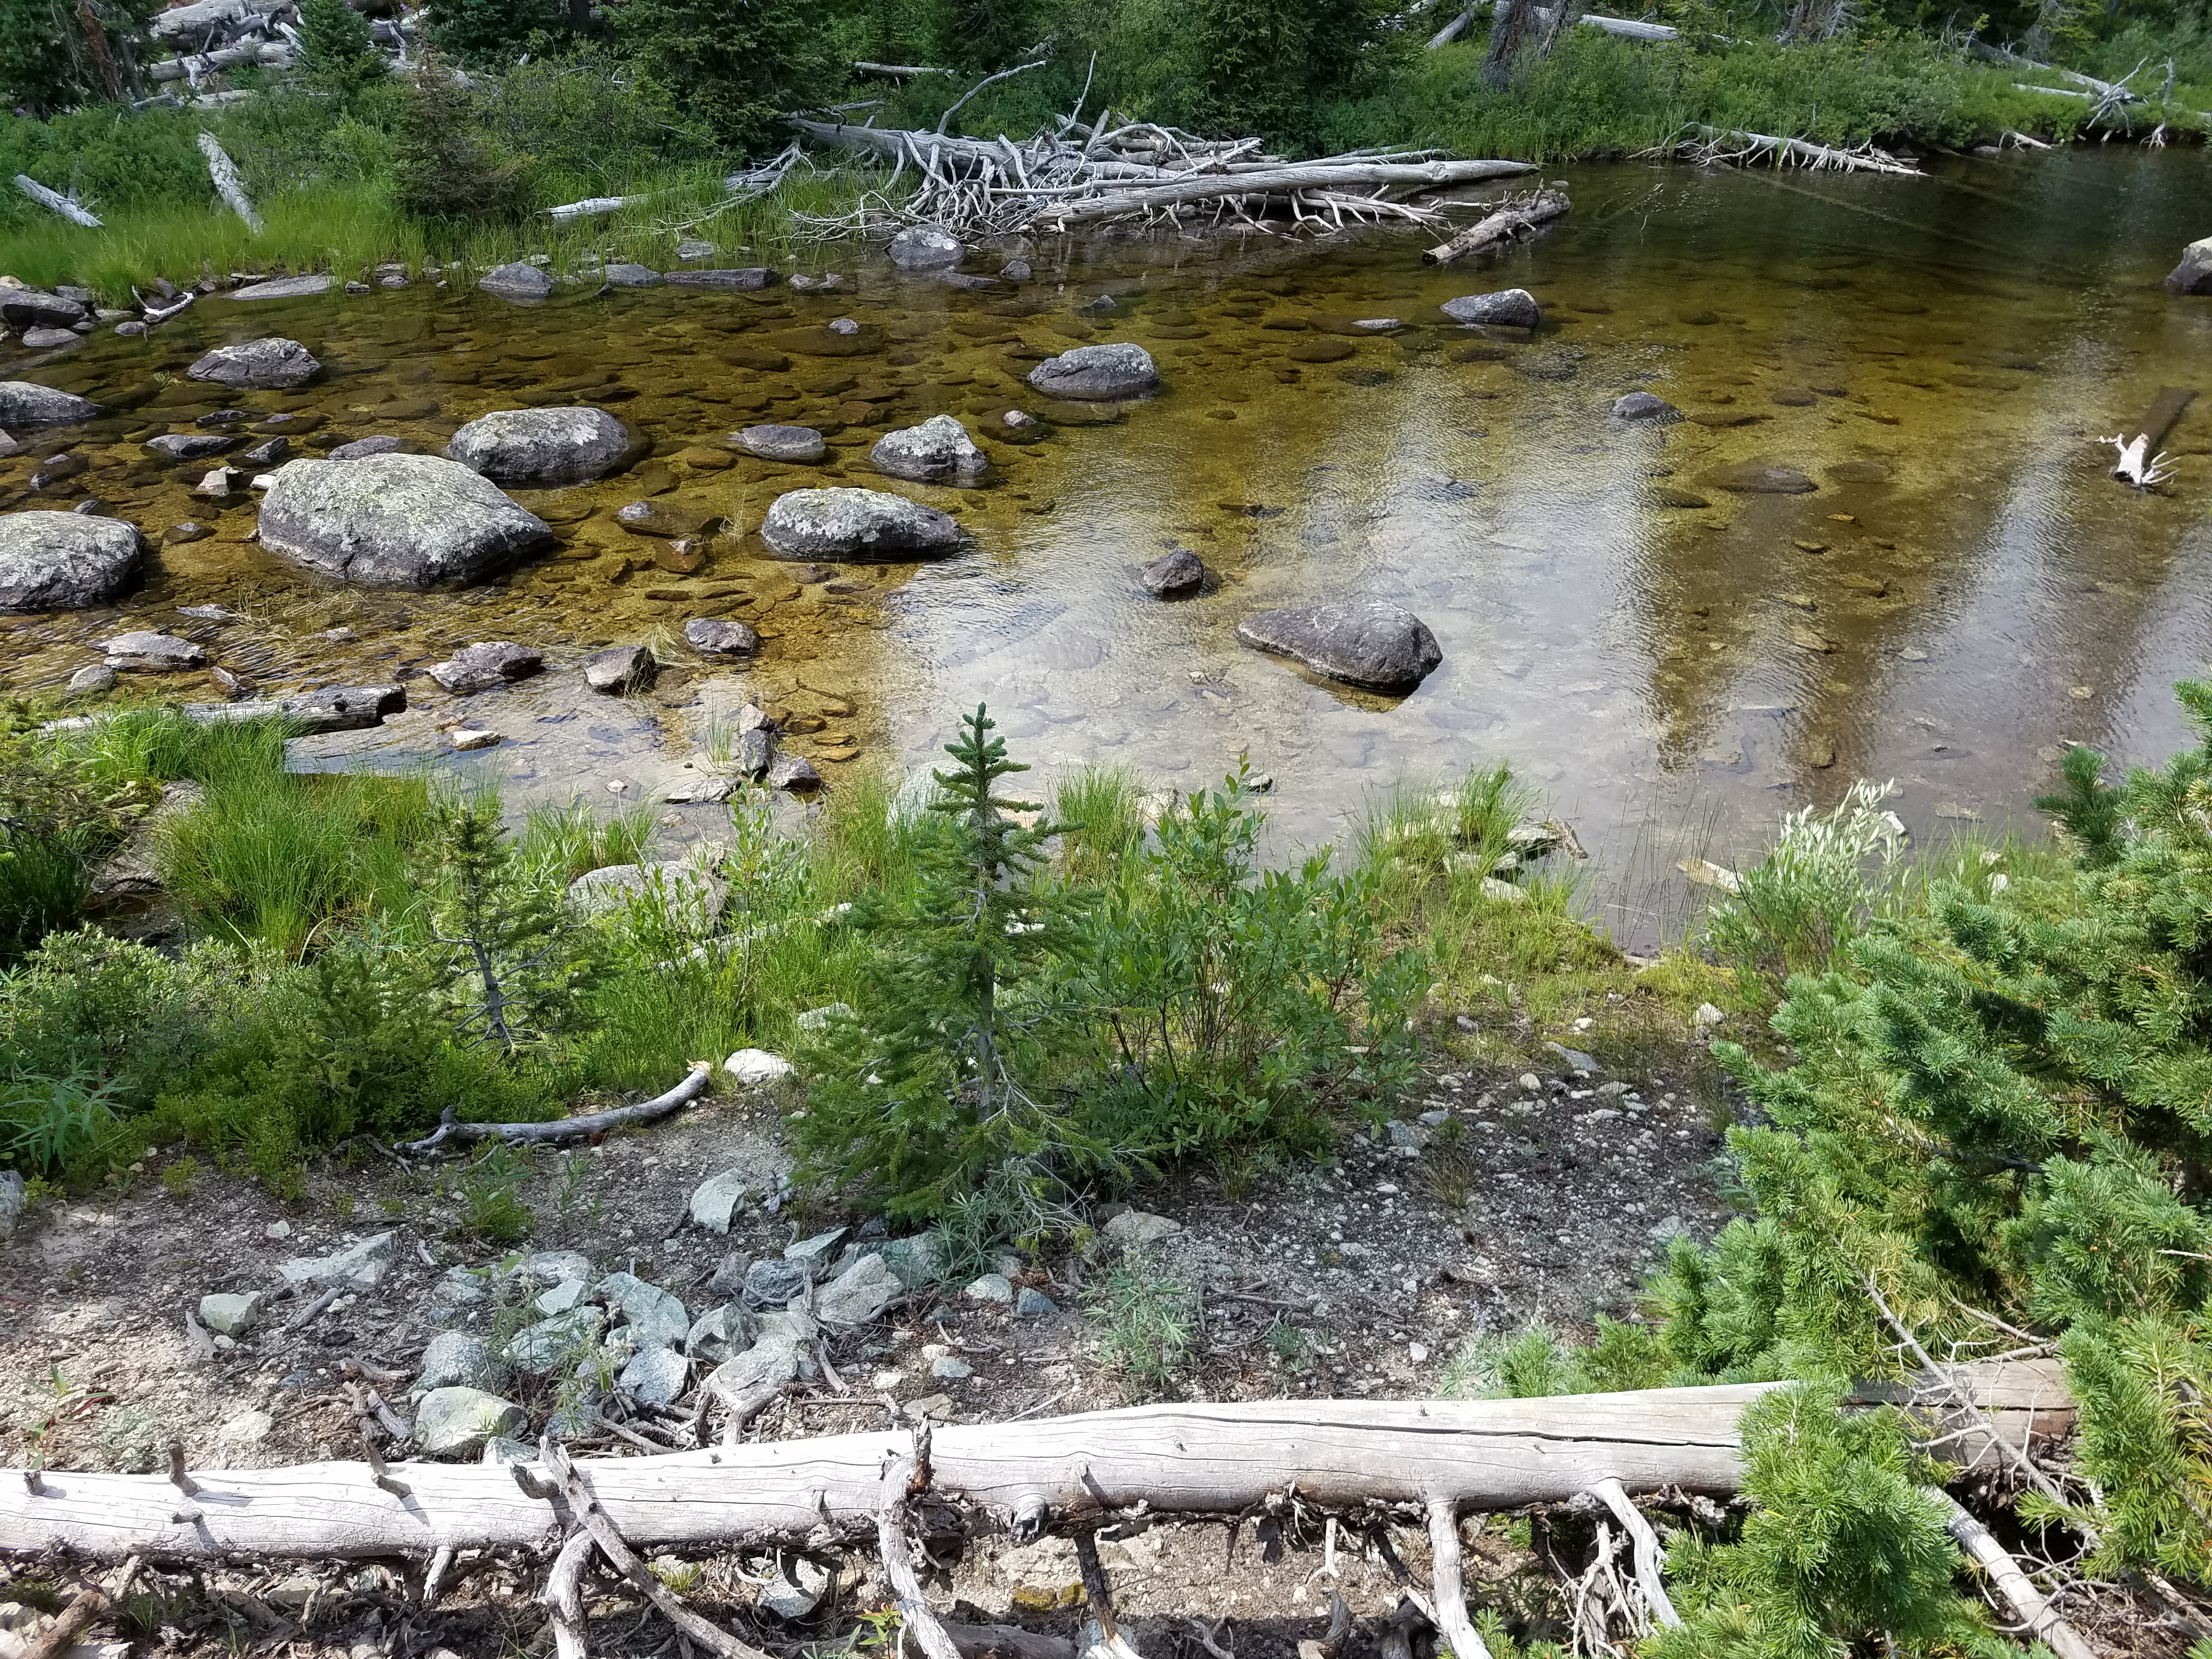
[456,1142,537,1244]
[1,1068,122,1178]
[1701,778,1908,992]
[1087,1249,1197,1395]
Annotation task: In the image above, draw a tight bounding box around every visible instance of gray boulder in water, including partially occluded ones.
[1139,547,1207,598]
[0,381,98,427]
[760,487,963,560]
[0,511,141,611]
[1611,391,1681,424]
[446,407,637,485]
[478,262,553,301]
[737,424,826,463]
[187,337,320,390]
[1441,288,1541,329]
[0,290,87,330]
[257,454,552,586]
[871,414,988,483]
[2166,236,2212,296]
[1027,342,1159,400]
[888,224,962,270]
[1235,601,1443,693]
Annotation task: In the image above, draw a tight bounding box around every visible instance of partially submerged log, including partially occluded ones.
[2101,386,2194,487]
[1033,159,1535,229]
[1650,125,1921,176]
[13,174,101,228]
[1424,187,1570,264]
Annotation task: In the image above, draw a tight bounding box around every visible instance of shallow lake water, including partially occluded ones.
[5,148,2210,945]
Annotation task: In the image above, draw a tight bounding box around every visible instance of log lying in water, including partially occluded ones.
[1424,187,1571,264]
[1034,158,1535,229]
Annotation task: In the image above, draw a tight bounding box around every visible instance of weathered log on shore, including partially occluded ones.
[1424,187,1570,264]
[13,176,101,228]
[2,1388,1783,1561]
[1034,158,1535,227]
[148,41,291,81]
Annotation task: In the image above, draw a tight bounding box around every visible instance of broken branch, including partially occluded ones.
[403,1061,713,1154]
[1424,1500,1496,1659]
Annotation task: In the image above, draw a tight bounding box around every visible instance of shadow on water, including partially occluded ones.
[4,148,2209,949]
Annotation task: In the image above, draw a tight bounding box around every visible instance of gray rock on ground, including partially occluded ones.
[1139,547,1206,597]
[816,1254,902,1327]
[619,1345,690,1405]
[786,1228,847,1278]
[871,414,988,484]
[1103,1209,1183,1246]
[279,1231,397,1289]
[428,641,544,693]
[0,512,140,611]
[2166,236,2212,295]
[1235,601,1444,693]
[690,1169,753,1234]
[966,1272,1014,1304]
[257,454,553,587]
[724,1048,795,1085]
[413,1387,528,1457]
[518,1249,595,1285]
[1612,392,1681,424]
[19,328,83,349]
[198,1291,264,1336]
[187,337,320,390]
[88,779,204,904]
[415,1330,506,1394]
[0,382,98,427]
[567,860,725,929]
[478,263,553,302]
[876,1234,947,1288]
[767,754,821,792]
[760,487,963,560]
[67,663,118,696]
[504,1306,606,1373]
[684,617,759,657]
[584,644,656,692]
[685,1302,761,1365]
[736,424,826,463]
[1026,342,1159,400]
[742,1257,810,1310]
[889,224,963,270]
[102,630,208,670]
[1015,1288,1058,1317]
[0,1170,22,1242]
[447,407,636,485]
[596,1271,690,1350]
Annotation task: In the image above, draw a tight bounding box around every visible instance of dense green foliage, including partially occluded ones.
[611,0,839,153]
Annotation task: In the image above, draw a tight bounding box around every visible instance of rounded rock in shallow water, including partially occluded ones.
[0,382,98,427]
[187,336,320,390]
[1612,391,1680,424]
[1026,342,1158,401]
[0,511,142,611]
[1235,601,1443,693]
[258,454,552,587]
[736,424,826,463]
[446,407,637,486]
[760,487,963,561]
[477,262,552,302]
[1440,288,1541,329]
[684,617,760,657]
[871,414,987,484]
[1139,547,1207,599]
[889,223,963,271]
[1708,461,1816,494]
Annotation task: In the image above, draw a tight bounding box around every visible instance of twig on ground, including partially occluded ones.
[1424,1500,1497,1659]
[1929,1487,2096,1659]
[877,1448,963,1659]
[544,1528,596,1659]
[25,1554,141,1659]
[405,1062,712,1155]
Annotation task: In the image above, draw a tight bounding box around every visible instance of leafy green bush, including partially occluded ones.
[610,0,839,153]
[1,1068,124,1177]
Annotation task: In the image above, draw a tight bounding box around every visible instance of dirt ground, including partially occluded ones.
[0,1033,1738,1658]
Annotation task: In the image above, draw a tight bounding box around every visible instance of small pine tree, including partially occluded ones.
[297,0,384,99]
[419,795,596,1052]
[932,0,1036,71]
[794,705,1091,1219]
[610,0,837,155]
[426,0,573,64]
[1186,0,1389,142]
[392,50,529,221]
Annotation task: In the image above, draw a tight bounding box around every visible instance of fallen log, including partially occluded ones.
[13,175,101,228]
[1653,125,1921,176]
[1424,187,1570,264]
[1034,158,1535,227]
[198,132,262,234]
[148,40,290,80]
[402,1060,715,1154]
[0,1387,1786,1561]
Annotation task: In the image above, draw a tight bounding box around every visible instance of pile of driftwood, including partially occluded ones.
[0,1361,2102,1659]
[1641,124,1923,175]
[135,0,413,106]
[791,71,1533,238]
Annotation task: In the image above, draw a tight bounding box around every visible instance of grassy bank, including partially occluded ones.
[2,20,2203,297]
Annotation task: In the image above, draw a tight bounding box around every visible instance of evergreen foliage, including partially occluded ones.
[426,0,575,64]
[297,0,386,99]
[392,52,528,221]
[610,0,838,154]
[1184,0,1392,142]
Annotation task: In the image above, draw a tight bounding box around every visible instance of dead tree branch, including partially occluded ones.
[403,1062,713,1155]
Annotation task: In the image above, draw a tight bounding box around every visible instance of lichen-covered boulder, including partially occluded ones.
[446,407,637,486]
[257,454,551,586]
[760,488,963,560]
[871,415,988,484]
[1440,288,1541,329]
[0,512,141,611]
[187,336,320,390]
[1026,342,1158,401]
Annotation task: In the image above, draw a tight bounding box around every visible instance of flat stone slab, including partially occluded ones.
[227,274,332,301]
[258,454,551,586]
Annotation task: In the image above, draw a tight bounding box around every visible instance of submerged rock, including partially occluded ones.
[871,414,988,483]
[1027,342,1158,401]
[1235,601,1443,693]
[1139,547,1207,598]
[598,263,662,287]
[187,337,320,390]
[0,382,98,427]
[663,267,775,290]
[684,617,760,657]
[736,424,826,463]
[227,274,331,301]
[447,407,637,485]
[258,455,551,586]
[478,262,553,302]
[146,432,238,460]
[1611,392,1680,424]
[760,488,963,560]
[1441,289,1541,329]
[102,630,207,671]
[328,435,408,461]
[889,224,963,270]
[1709,461,1817,494]
[0,512,140,611]
[428,641,544,693]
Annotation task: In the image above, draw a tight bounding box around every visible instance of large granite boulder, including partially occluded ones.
[888,224,963,270]
[0,290,87,330]
[1235,601,1442,693]
[2167,236,2212,296]
[871,414,987,483]
[0,512,141,611]
[759,488,963,560]
[1441,288,1541,329]
[446,407,637,485]
[187,337,320,390]
[0,382,98,427]
[1027,342,1158,401]
[257,454,552,586]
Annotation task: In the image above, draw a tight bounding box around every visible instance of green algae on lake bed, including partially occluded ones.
[4,148,2210,945]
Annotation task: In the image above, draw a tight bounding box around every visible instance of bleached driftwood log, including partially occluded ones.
[1928,1488,2097,1659]
[1430,2,1680,44]
[1034,159,1534,227]
[1,1387,1785,1561]
[13,175,101,228]
[149,41,291,81]
[1424,187,1570,264]
[854,60,955,77]
[198,133,263,233]
[403,1061,714,1153]
[1650,125,1922,175]
[2101,385,2193,488]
